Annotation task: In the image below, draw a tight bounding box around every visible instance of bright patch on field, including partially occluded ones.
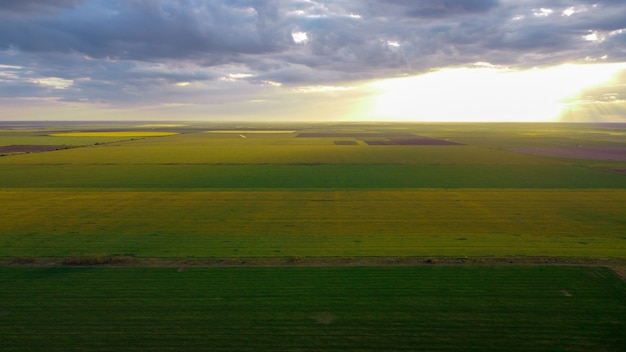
[135,124,186,128]
[205,130,295,134]
[50,132,179,137]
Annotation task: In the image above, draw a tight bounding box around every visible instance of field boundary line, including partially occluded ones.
[2,255,625,278]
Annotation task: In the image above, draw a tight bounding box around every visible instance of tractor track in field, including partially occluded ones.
[2,255,625,279]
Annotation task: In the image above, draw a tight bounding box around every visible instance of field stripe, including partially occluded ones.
[0,164,624,188]
[1,189,625,258]
[0,266,624,351]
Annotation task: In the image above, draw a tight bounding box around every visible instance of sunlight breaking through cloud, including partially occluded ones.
[1,0,626,121]
[369,63,626,122]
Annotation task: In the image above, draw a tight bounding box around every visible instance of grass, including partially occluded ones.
[0,135,138,146]
[0,142,560,165]
[49,131,179,137]
[1,189,624,258]
[0,266,624,352]
[2,232,624,258]
[0,164,624,188]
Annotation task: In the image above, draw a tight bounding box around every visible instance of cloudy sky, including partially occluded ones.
[1,0,626,122]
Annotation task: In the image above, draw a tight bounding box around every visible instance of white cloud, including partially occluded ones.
[561,5,589,17]
[610,29,626,36]
[220,73,255,82]
[261,80,282,87]
[292,31,308,44]
[584,31,605,42]
[533,8,553,17]
[0,64,24,82]
[0,64,23,70]
[31,77,74,89]
[293,85,353,93]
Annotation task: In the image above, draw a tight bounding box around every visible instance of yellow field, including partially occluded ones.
[2,132,559,165]
[49,131,179,137]
[2,123,625,258]
[204,130,296,134]
[1,189,625,257]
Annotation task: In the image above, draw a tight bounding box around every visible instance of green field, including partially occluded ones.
[1,189,625,257]
[1,164,625,188]
[1,122,625,258]
[1,266,625,352]
[1,122,625,350]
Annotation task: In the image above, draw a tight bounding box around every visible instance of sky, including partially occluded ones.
[1,0,626,122]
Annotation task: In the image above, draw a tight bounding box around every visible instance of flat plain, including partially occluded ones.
[1,266,625,352]
[1,121,625,351]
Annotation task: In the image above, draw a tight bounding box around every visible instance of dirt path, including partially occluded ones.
[2,255,625,279]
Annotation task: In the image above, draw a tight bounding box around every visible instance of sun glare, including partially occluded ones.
[369,63,626,122]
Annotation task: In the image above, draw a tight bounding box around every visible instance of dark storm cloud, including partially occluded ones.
[0,0,83,13]
[375,0,499,18]
[1,0,626,108]
[2,0,625,66]
[0,0,290,60]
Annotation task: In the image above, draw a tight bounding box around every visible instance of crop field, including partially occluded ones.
[0,121,625,350]
[49,131,180,137]
[1,266,625,352]
[1,189,625,257]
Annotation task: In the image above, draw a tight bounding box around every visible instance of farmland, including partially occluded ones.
[1,189,626,258]
[0,121,625,350]
[49,131,179,137]
[1,266,625,352]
